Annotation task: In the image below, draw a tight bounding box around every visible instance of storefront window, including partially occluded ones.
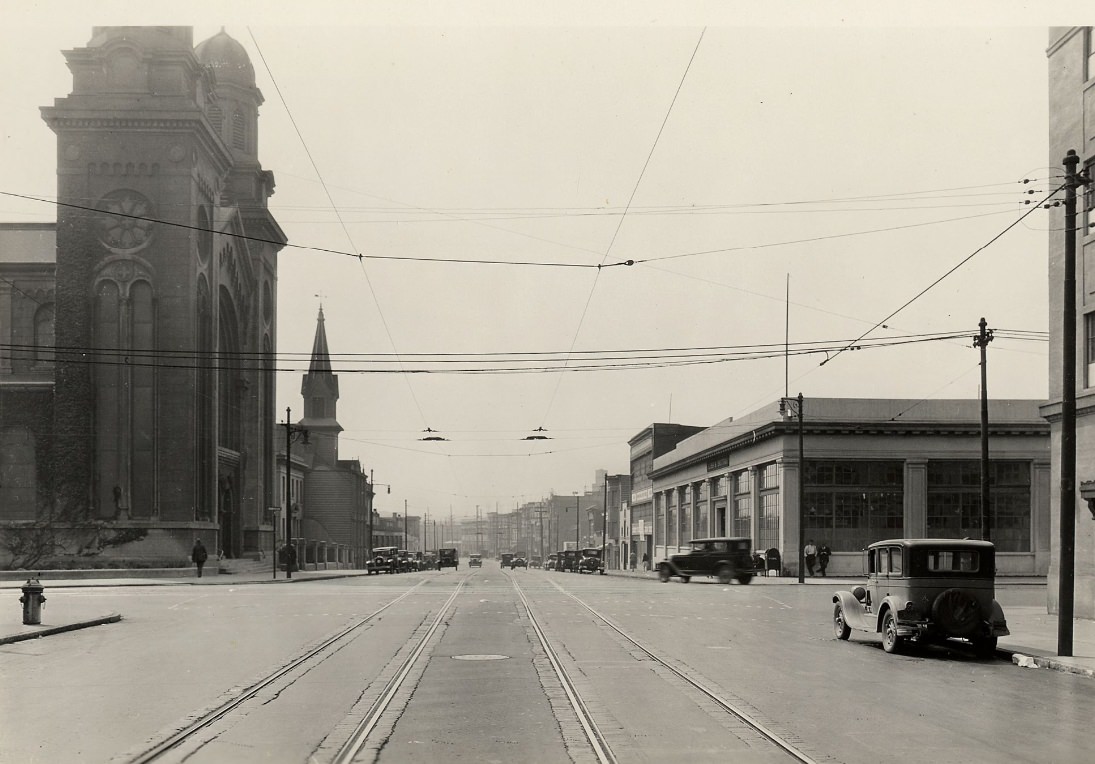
[804,460,904,551]
[926,461,1031,552]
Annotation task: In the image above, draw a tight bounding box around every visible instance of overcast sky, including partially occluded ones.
[0,2,1080,520]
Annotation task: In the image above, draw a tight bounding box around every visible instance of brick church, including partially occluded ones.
[0,27,285,566]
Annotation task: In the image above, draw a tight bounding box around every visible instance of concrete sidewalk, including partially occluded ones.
[2,567,1093,681]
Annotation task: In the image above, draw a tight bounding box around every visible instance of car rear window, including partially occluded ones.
[924,550,980,573]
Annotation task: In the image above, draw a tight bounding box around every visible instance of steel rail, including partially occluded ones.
[121,579,432,764]
[546,578,819,764]
[510,576,616,764]
[331,575,469,764]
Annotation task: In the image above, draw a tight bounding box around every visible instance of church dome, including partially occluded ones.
[194,29,255,87]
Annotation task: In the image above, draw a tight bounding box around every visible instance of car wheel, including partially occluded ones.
[972,635,998,658]
[882,611,902,654]
[658,564,671,582]
[834,603,852,640]
[736,572,754,585]
[717,564,733,584]
[680,575,691,583]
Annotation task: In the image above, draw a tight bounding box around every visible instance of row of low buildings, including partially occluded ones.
[485,398,1049,581]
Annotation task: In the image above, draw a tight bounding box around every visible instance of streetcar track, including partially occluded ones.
[511,576,618,764]
[117,578,439,764]
[522,573,823,764]
[329,574,469,764]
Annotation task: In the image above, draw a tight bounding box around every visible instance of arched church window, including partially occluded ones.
[33,303,55,367]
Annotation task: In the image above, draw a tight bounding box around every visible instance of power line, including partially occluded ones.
[820,182,1066,368]
[537,27,706,429]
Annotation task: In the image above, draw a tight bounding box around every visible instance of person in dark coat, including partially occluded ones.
[818,543,832,577]
[191,539,208,578]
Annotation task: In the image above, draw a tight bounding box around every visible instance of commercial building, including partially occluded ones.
[650,399,1050,577]
[1045,26,1095,618]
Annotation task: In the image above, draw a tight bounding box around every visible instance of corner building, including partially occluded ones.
[1,27,285,563]
[650,399,1050,578]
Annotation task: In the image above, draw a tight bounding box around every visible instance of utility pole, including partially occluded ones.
[281,407,308,580]
[974,317,994,542]
[575,495,580,554]
[1060,149,1086,657]
[601,479,608,568]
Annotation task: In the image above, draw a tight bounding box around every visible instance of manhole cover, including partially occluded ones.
[451,654,509,661]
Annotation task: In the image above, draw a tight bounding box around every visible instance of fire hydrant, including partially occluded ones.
[20,577,45,625]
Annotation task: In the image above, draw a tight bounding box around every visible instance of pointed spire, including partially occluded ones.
[308,306,332,375]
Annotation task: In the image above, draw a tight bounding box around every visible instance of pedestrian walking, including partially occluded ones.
[804,539,817,577]
[191,538,208,578]
[641,551,650,571]
[818,543,831,577]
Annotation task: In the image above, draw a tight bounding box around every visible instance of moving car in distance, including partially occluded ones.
[511,555,527,569]
[396,550,414,572]
[577,547,605,574]
[832,538,1009,657]
[437,548,459,569]
[500,552,514,569]
[367,546,399,575]
[546,553,558,571]
[528,555,543,569]
[469,553,483,568]
[421,552,438,570]
[561,549,580,572]
[658,537,755,584]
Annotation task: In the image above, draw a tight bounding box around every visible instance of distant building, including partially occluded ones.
[650,399,1050,577]
[627,424,704,567]
[1,27,285,566]
[277,307,374,568]
[1045,27,1095,618]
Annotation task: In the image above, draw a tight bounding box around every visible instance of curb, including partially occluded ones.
[1000,648,1095,679]
[0,614,122,645]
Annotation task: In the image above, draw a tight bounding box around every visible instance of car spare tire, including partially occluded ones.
[932,588,981,637]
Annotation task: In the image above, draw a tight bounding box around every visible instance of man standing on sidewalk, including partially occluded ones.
[191,539,208,578]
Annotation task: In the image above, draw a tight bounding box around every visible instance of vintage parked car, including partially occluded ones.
[546,553,559,571]
[469,553,483,568]
[500,553,514,568]
[658,537,755,584]
[528,556,543,569]
[511,556,528,569]
[396,549,415,572]
[832,538,1009,657]
[437,548,459,569]
[367,546,399,575]
[561,549,580,572]
[421,552,438,570]
[577,548,605,575]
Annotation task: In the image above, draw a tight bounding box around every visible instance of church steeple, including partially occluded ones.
[300,306,342,466]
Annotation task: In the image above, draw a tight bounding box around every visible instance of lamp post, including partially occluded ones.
[780,394,806,584]
[281,407,308,580]
[368,473,392,571]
